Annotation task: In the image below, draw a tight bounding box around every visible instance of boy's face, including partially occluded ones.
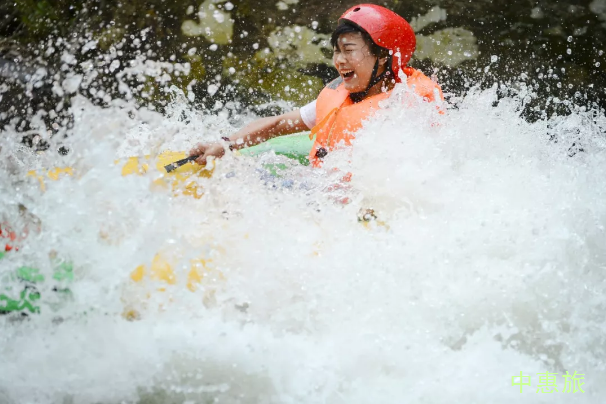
[333,32,382,93]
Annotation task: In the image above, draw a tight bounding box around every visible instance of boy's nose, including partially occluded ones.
[334,52,347,65]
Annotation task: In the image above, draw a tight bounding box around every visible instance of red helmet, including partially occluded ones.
[340,4,416,80]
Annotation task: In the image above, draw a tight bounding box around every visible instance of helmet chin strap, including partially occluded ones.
[349,56,391,103]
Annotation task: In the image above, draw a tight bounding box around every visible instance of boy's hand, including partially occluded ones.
[188,142,226,165]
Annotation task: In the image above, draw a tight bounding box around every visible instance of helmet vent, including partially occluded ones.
[353,7,360,11]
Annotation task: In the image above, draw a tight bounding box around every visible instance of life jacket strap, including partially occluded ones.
[349,56,392,103]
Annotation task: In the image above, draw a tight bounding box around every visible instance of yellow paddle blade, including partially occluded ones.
[151,151,214,199]
[120,156,150,176]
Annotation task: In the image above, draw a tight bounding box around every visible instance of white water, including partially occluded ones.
[1,73,605,404]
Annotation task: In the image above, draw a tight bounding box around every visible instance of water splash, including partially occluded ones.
[1,70,605,404]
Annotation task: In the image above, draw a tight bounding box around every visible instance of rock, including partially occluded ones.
[182,0,234,44]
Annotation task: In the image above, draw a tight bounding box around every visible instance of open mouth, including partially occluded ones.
[341,70,355,79]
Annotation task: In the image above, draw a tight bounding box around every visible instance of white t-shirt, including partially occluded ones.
[299,100,317,129]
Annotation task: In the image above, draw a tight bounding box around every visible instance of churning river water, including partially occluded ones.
[0,63,605,403]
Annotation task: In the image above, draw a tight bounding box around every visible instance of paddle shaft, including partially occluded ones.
[164,155,199,173]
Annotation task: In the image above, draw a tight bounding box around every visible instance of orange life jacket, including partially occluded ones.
[308,67,443,167]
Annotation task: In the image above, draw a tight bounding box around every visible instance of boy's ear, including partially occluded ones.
[379,56,389,66]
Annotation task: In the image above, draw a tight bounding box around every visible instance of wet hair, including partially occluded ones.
[330,20,389,59]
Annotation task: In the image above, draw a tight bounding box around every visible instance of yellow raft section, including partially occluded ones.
[27,151,218,318]
[26,151,214,196]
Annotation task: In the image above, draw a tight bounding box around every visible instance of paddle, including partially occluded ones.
[164,155,200,173]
